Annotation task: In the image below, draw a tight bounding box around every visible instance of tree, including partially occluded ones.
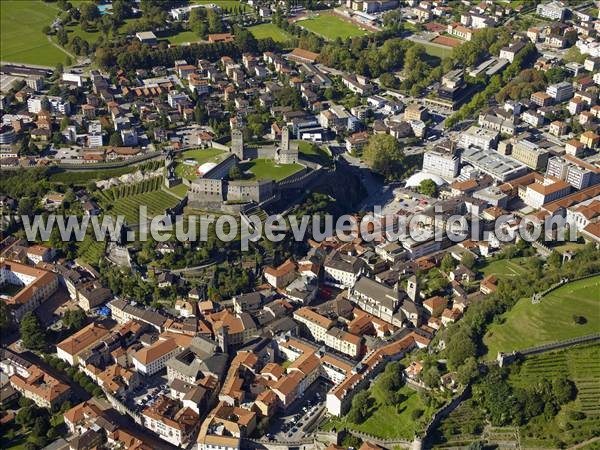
[461,252,476,270]
[228,164,243,180]
[362,134,405,181]
[440,253,457,274]
[456,356,479,385]
[42,25,52,35]
[422,365,441,388]
[80,2,100,22]
[108,132,121,147]
[552,376,576,405]
[207,9,223,33]
[418,179,438,197]
[63,308,87,331]
[446,327,477,370]
[20,312,47,351]
[348,390,371,423]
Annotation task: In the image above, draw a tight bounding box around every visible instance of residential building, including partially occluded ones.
[323,250,365,288]
[536,1,567,20]
[142,396,199,447]
[10,365,70,409]
[546,81,574,102]
[56,322,111,366]
[422,150,460,179]
[512,139,549,170]
[264,259,296,288]
[524,179,572,209]
[459,126,499,151]
[546,155,600,190]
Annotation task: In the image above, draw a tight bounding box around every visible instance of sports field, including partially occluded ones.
[0,0,70,66]
[239,159,303,181]
[296,12,369,40]
[248,23,292,43]
[483,276,600,358]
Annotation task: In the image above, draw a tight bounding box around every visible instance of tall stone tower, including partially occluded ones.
[231,128,244,160]
[276,126,298,164]
[407,275,419,302]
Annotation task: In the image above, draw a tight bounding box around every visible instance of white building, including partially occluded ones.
[536,1,567,20]
[27,95,71,115]
[87,120,103,147]
[132,337,181,376]
[423,150,460,179]
[546,81,574,102]
[459,126,499,151]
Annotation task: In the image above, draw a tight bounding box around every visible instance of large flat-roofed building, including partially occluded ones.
[546,81,574,102]
[536,2,567,21]
[459,126,499,151]
[461,147,528,182]
[1,261,58,321]
[512,139,550,170]
[422,150,460,179]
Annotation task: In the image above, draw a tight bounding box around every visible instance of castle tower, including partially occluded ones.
[277,126,298,164]
[231,128,244,160]
[407,275,419,302]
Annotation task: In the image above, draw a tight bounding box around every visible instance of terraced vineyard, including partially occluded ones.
[433,344,600,448]
[513,344,600,418]
[97,177,180,224]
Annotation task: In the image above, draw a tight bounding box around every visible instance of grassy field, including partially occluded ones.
[323,381,433,439]
[421,42,454,60]
[248,23,293,43]
[175,149,227,181]
[164,30,202,45]
[296,12,369,40]
[478,256,534,280]
[239,158,303,181]
[0,0,70,66]
[483,276,600,358]
[297,140,333,166]
[510,344,600,447]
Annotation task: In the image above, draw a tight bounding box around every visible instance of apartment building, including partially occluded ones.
[546,81,574,102]
[459,126,499,151]
[27,95,71,115]
[422,150,460,179]
[546,155,600,190]
[142,396,199,447]
[10,365,71,409]
[536,1,567,20]
[511,139,550,170]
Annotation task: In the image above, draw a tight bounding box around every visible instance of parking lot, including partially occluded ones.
[267,378,331,442]
[125,373,171,412]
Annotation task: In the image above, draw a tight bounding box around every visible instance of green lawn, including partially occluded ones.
[175,149,227,181]
[167,182,190,198]
[323,382,433,439]
[297,12,369,40]
[478,256,534,280]
[483,276,600,358]
[421,42,454,59]
[163,30,202,45]
[0,0,70,66]
[248,23,293,43]
[239,158,303,181]
[296,140,333,166]
[190,0,250,12]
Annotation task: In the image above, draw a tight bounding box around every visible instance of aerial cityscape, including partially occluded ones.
[0,1,599,450]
